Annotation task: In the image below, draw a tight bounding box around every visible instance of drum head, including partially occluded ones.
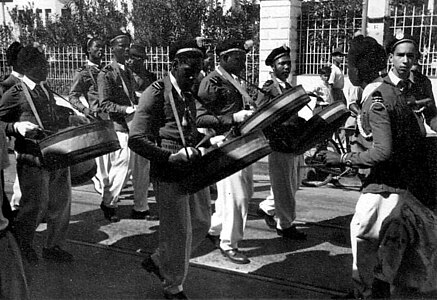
[239,85,310,135]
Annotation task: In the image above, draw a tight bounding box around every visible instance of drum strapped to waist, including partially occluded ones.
[38,120,120,170]
[179,130,272,194]
[289,102,351,155]
[238,85,310,135]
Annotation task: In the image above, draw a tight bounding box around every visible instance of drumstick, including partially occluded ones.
[195,133,215,148]
[408,98,432,107]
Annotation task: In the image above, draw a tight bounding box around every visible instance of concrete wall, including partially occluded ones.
[259,0,301,86]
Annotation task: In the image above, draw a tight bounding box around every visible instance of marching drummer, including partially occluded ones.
[128,39,210,299]
[321,35,435,298]
[255,45,307,240]
[0,44,74,264]
[196,39,255,264]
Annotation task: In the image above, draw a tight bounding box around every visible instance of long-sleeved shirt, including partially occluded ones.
[68,60,101,114]
[98,61,136,132]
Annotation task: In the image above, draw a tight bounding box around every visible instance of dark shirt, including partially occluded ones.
[98,61,136,132]
[409,70,437,132]
[345,78,429,203]
[0,73,21,97]
[128,75,204,181]
[68,62,101,114]
[196,69,245,134]
[132,68,156,94]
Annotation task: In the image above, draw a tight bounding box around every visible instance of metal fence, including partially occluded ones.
[0,45,259,95]
[297,4,437,78]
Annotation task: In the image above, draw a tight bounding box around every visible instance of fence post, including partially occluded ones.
[366,0,390,45]
[259,0,301,86]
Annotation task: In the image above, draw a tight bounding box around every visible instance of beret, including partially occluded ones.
[347,36,387,86]
[216,39,253,56]
[129,44,147,59]
[265,45,290,66]
[169,39,205,61]
[386,32,418,53]
[6,41,22,66]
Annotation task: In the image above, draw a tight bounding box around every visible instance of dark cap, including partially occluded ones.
[347,36,387,86]
[216,39,254,56]
[5,41,22,67]
[331,46,345,56]
[129,44,147,59]
[109,31,131,45]
[386,32,418,53]
[169,39,205,61]
[265,45,291,66]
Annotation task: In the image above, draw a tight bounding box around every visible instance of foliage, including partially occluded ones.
[130,0,207,46]
[8,0,129,47]
[201,0,260,46]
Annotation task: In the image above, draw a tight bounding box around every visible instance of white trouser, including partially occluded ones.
[259,152,303,230]
[151,180,211,295]
[129,150,150,212]
[10,174,21,211]
[209,166,253,251]
[102,131,130,207]
[93,153,111,194]
[350,192,399,298]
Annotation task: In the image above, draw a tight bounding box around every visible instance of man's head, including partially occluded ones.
[6,41,23,71]
[169,39,205,92]
[347,36,387,87]
[265,45,291,82]
[386,33,418,80]
[127,44,147,73]
[84,37,104,64]
[331,47,345,65]
[110,34,131,64]
[216,39,252,75]
[17,44,48,83]
[318,66,331,83]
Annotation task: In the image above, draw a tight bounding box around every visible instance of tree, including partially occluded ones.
[130,0,207,46]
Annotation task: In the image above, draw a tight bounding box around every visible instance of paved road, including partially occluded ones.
[4,154,363,299]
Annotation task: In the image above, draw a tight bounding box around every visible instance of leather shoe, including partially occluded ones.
[277,225,307,240]
[220,248,250,264]
[205,233,220,248]
[130,209,159,221]
[256,208,276,229]
[100,202,120,222]
[42,246,73,262]
[141,255,164,282]
[164,291,188,299]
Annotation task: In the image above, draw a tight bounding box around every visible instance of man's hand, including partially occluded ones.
[233,109,254,123]
[210,135,226,147]
[126,106,136,115]
[13,121,41,138]
[319,150,341,167]
[168,147,201,166]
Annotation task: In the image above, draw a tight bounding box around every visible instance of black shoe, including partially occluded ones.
[372,278,391,299]
[206,233,220,248]
[164,291,188,299]
[277,225,307,240]
[100,202,120,222]
[130,209,159,221]
[256,208,276,229]
[220,248,250,264]
[141,255,164,282]
[42,246,73,262]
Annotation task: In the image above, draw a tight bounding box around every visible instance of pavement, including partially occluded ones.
[4,154,366,299]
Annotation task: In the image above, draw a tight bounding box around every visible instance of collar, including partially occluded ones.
[117,62,125,71]
[388,69,415,85]
[169,72,183,99]
[87,59,100,67]
[362,77,384,105]
[11,70,23,79]
[22,76,38,90]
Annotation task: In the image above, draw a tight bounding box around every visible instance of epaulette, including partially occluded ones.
[13,84,23,92]
[152,81,164,90]
[76,66,85,72]
[102,65,113,72]
[370,91,385,111]
[263,80,274,87]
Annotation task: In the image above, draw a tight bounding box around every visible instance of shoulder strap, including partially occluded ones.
[113,63,135,107]
[20,81,44,130]
[216,66,253,108]
[164,78,187,149]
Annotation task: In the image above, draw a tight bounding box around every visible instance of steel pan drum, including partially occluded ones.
[39,120,120,170]
[180,130,272,194]
[239,85,310,135]
[70,159,97,186]
[291,102,350,155]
